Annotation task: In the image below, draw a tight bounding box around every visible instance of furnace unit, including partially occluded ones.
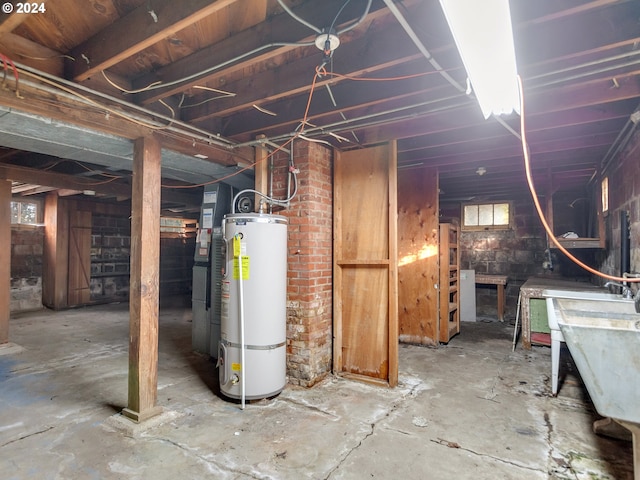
[191,183,233,356]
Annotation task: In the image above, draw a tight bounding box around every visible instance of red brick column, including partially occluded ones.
[272,140,333,387]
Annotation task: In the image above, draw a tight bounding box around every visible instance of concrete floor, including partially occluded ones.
[0,302,634,479]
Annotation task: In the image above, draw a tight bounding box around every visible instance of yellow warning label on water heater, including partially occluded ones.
[231,363,242,371]
[233,257,250,280]
[233,235,241,257]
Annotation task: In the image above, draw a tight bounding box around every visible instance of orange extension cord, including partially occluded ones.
[518,75,640,284]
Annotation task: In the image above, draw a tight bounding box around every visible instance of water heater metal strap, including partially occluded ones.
[220,339,286,351]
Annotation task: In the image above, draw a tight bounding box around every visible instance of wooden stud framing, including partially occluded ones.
[123,135,163,423]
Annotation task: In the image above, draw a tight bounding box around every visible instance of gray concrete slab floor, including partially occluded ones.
[0,303,634,479]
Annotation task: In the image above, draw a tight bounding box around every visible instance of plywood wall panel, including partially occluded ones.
[336,148,389,261]
[340,266,389,379]
[397,167,439,345]
[334,142,398,386]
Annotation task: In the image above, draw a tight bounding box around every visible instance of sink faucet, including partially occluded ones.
[604,281,634,299]
[605,281,640,313]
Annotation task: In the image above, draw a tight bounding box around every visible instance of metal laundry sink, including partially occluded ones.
[550,296,640,479]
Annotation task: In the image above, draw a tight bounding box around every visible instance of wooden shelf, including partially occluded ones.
[551,237,604,249]
[439,223,460,343]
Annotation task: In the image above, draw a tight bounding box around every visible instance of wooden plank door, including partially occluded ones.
[397,167,440,345]
[68,208,92,306]
[333,142,398,387]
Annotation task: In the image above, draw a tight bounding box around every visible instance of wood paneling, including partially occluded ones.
[42,193,69,310]
[333,142,398,387]
[397,167,439,346]
[67,207,92,306]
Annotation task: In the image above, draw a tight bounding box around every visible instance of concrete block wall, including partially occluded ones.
[90,214,131,301]
[272,141,333,387]
[159,235,196,297]
[456,197,548,319]
[598,130,640,277]
[10,226,43,312]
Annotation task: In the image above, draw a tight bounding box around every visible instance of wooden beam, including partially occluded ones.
[0,32,63,76]
[68,0,237,81]
[0,75,242,168]
[0,162,202,209]
[0,1,50,34]
[0,180,9,343]
[123,135,162,423]
[42,193,69,310]
[182,20,429,124]
[254,135,268,210]
[352,71,640,147]
[132,0,398,105]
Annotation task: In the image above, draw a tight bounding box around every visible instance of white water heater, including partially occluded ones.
[218,213,288,400]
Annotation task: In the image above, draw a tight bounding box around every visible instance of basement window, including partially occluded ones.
[601,176,609,214]
[462,202,511,230]
[160,217,196,237]
[11,199,41,225]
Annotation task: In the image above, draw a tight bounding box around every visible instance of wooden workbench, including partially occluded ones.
[519,276,602,349]
[475,274,508,321]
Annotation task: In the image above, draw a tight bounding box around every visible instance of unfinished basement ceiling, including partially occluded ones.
[0,0,638,203]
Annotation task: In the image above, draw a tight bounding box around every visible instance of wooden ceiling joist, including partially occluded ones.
[68,0,238,82]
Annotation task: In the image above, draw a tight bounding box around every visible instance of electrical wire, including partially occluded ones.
[102,41,315,96]
[276,0,322,34]
[18,68,173,130]
[518,75,640,284]
[13,59,240,151]
[335,0,372,35]
[101,70,162,94]
[161,136,295,189]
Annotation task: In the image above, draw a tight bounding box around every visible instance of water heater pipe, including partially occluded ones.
[236,234,247,410]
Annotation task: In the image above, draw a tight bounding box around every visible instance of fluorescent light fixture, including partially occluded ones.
[439,0,520,119]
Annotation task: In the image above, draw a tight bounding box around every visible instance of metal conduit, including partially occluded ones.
[14,61,237,150]
[381,0,466,94]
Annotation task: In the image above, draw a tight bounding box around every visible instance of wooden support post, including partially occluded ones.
[254,134,269,212]
[42,193,69,310]
[123,135,163,423]
[0,180,10,344]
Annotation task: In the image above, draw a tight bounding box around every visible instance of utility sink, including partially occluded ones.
[542,288,622,396]
[550,296,640,479]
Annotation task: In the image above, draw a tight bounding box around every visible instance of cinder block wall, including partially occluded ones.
[449,197,549,319]
[10,226,44,312]
[272,141,333,387]
[90,214,131,302]
[599,130,640,277]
